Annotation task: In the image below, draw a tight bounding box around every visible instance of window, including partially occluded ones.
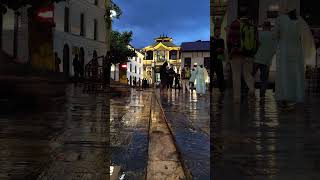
[94,0,98,6]
[204,57,210,69]
[184,58,191,68]
[64,7,69,32]
[130,64,132,72]
[146,51,153,60]
[169,50,177,60]
[94,19,98,40]
[135,66,137,73]
[80,13,85,36]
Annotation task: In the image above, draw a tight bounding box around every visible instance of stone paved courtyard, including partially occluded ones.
[212,89,320,180]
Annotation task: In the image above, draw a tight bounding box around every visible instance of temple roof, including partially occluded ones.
[181,40,210,52]
[150,41,178,48]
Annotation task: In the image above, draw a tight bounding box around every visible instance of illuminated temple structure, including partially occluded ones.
[142,35,181,83]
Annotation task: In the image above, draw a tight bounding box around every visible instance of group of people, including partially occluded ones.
[160,61,209,96]
[211,6,316,105]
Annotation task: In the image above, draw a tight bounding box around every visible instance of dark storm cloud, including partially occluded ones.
[112,0,210,48]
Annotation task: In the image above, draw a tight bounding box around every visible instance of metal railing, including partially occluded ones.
[83,56,106,93]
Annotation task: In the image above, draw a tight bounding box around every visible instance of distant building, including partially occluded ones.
[180,40,210,70]
[127,45,144,86]
[142,35,181,83]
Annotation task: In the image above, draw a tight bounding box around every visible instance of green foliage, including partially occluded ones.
[110,31,136,64]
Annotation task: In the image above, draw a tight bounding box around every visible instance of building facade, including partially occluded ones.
[142,35,181,83]
[1,0,109,76]
[53,0,107,77]
[127,45,144,86]
[181,40,210,70]
[1,7,29,63]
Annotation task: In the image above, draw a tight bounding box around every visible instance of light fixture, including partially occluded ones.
[110,10,117,18]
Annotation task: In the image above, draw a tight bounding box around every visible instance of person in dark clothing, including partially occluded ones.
[160,62,169,93]
[174,74,180,90]
[72,54,81,86]
[54,52,61,73]
[167,67,175,89]
[211,29,225,94]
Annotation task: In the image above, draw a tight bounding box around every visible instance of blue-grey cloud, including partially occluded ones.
[112,0,210,49]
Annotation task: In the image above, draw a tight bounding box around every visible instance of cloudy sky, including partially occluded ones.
[112,0,210,49]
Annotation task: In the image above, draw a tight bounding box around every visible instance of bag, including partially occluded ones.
[240,22,258,56]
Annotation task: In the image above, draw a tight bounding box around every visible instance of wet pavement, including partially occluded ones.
[158,89,210,180]
[212,89,320,180]
[110,88,152,179]
[0,85,109,179]
[147,92,185,180]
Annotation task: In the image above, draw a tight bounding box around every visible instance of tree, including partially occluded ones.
[110,30,136,64]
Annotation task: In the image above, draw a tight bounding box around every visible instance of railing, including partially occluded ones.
[83,56,106,93]
[306,67,320,95]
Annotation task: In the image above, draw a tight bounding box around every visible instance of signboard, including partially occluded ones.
[35,4,54,25]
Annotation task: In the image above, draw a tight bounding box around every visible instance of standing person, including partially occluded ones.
[167,67,175,89]
[174,74,180,91]
[252,21,276,98]
[189,67,197,92]
[54,52,61,73]
[211,29,226,94]
[273,7,316,104]
[226,15,257,102]
[181,66,191,93]
[160,62,169,94]
[195,65,208,96]
[72,54,81,86]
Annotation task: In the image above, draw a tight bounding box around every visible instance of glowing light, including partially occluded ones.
[121,64,127,68]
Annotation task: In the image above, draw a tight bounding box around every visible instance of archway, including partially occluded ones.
[63,44,70,77]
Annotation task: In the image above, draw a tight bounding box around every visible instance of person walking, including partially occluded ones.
[54,52,61,73]
[252,21,276,98]
[211,29,226,94]
[189,67,197,92]
[273,6,316,104]
[160,62,169,94]
[195,65,208,96]
[72,54,81,86]
[181,66,191,93]
[226,15,257,102]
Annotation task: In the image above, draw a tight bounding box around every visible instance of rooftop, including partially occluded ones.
[181,40,210,52]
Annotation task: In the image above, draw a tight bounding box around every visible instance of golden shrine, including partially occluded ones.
[142,35,181,83]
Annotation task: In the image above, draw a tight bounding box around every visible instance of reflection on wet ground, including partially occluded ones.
[110,88,151,179]
[212,89,320,180]
[0,85,109,179]
[159,90,210,179]
[147,93,185,179]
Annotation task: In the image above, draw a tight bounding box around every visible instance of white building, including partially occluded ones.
[1,7,29,63]
[1,0,109,76]
[180,40,210,70]
[53,0,107,77]
[127,45,144,86]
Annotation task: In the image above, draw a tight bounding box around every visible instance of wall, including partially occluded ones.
[2,7,29,63]
[53,0,107,76]
[127,51,144,85]
[181,51,210,68]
